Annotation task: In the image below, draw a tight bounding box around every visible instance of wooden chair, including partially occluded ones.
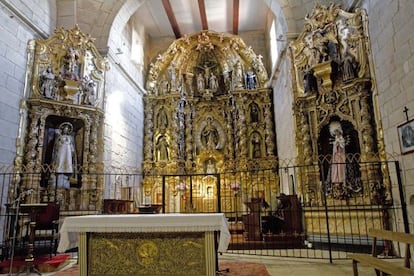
[26,202,60,257]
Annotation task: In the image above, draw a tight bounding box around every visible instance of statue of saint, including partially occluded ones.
[250,104,259,123]
[329,121,346,184]
[40,66,56,99]
[245,68,257,90]
[157,109,168,130]
[52,122,77,178]
[251,133,261,158]
[233,60,244,88]
[197,73,205,91]
[209,72,218,91]
[206,159,216,174]
[156,136,169,161]
[81,77,96,105]
[53,122,76,174]
[63,47,80,81]
[202,117,218,150]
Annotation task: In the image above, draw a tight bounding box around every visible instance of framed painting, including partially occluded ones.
[398,119,414,154]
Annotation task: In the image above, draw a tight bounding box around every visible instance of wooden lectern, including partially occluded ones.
[242,198,263,241]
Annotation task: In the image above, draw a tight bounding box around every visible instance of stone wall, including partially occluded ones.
[361,0,414,230]
[0,0,55,165]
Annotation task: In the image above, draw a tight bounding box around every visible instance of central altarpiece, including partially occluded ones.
[142,31,278,214]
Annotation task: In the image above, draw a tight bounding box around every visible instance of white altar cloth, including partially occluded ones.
[58,213,230,253]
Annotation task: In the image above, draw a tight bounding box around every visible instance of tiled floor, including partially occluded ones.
[220,253,379,276]
[1,253,401,275]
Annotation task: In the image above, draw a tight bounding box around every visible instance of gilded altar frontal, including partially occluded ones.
[142,30,278,213]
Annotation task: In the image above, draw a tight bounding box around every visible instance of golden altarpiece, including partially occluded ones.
[142,31,278,214]
[290,4,392,234]
[13,26,109,211]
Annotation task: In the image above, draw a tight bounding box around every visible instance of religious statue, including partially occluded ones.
[329,121,346,184]
[233,60,244,88]
[157,109,168,130]
[159,78,170,95]
[156,136,169,161]
[202,116,218,150]
[80,77,96,105]
[205,159,216,174]
[52,122,77,189]
[250,103,259,123]
[325,121,362,199]
[40,66,57,99]
[251,133,261,158]
[197,73,205,91]
[303,67,317,93]
[63,47,80,81]
[198,61,216,85]
[245,68,257,90]
[342,52,357,81]
[209,72,218,91]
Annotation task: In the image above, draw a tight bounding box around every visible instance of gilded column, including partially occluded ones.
[360,95,375,160]
[185,100,194,169]
[143,100,154,161]
[236,96,248,158]
[264,100,275,157]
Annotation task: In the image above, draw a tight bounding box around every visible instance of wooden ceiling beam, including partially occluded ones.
[198,0,208,30]
[233,0,239,35]
[162,0,182,38]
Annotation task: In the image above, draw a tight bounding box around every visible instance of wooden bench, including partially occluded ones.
[349,229,414,276]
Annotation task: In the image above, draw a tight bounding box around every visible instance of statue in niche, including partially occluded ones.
[342,51,357,81]
[209,72,218,91]
[40,66,57,99]
[233,60,244,88]
[326,39,339,63]
[251,133,261,158]
[250,103,259,123]
[205,159,216,174]
[52,122,77,188]
[62,47,80,81]
[330,121,346,185]
[157,109,168,130]
[197,73,205,91]
[168,64,179,90]
[325,121,362,199]
[159,78,170,95]
[245,68,257,90]
[80,77,96,105]
[303,67,317,93]
[201,116,218,150]
[156,136,169,161]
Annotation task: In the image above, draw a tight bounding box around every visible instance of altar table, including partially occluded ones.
[58,213,230,276]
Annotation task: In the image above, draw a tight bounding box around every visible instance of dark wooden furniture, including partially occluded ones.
[28,202,60,257]
[349,229,414,276]
[138,204,163,214]
[103,199,134,214]
[242,195,303,244]
[20,203,48,275]
[242,198,263,241]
